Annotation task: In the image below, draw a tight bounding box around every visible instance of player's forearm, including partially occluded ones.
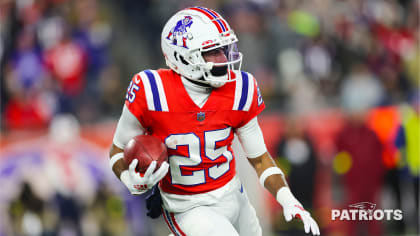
[109,144,129,179]
[248,152,288,196]
[250,153,320,235]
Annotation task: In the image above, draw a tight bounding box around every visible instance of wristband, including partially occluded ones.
[259,167,284,188]
[276,187,300,207]
[110,152,124,169]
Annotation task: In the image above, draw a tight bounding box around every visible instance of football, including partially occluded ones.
[123,135,168,173]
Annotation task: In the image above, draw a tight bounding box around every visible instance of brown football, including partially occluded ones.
[123,135,168,173]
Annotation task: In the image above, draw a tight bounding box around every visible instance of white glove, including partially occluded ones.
[277,187,320,235]
[120,159,169,195]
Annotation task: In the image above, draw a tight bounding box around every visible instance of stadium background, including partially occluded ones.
[0,0,418,235]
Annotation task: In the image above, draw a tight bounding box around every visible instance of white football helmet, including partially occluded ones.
[161,6,242,87]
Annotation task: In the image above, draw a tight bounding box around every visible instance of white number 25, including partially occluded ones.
[164,127,233,186]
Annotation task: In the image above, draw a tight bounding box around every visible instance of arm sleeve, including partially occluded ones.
[113,104,145,149]
[236,117,268,158]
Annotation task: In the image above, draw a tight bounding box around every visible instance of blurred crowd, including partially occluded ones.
[0,0,419,235]
[1,0,419,128]
[1,0,119,131]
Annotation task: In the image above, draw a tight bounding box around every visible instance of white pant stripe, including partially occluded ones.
[164,210,181,236]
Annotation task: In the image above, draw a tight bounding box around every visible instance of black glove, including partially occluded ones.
[145,185,163,219]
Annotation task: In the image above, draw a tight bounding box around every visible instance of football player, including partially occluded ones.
[109,6,320,236]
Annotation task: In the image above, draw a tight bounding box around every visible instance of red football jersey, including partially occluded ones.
[125,69,265,195]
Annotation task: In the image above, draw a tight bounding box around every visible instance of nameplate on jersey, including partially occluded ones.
[139,70,169,112]
[232,71,254,111]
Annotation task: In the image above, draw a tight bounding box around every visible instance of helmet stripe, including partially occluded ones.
[220,19,229,31]
[196,6,227,32]
[197,6,218,18]
[204,7,230,31]
[188,7,224,33]
[216,19,226,31]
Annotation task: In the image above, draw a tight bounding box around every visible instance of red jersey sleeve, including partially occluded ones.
[237,72,266,128]
[124,73,148,128]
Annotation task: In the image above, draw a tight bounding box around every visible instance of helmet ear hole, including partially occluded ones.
[173,52,188,65]
[180,56,189,65]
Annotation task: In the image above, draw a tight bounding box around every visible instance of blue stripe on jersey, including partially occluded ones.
[238,71,249,111]
[145,70,162,111]
[197,6,226,32]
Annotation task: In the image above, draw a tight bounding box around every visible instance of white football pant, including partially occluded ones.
[162,184,262,236]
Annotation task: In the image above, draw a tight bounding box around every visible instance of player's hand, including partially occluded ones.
[282,203,320,235]
[121,159,169,195]
[277,187,320,235]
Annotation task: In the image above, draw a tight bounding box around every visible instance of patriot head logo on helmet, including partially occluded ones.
[166,16,193,48]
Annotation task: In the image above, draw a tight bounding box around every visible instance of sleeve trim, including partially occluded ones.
[232,71,254,111]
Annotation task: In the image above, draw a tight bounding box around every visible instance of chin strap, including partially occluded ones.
[185,77,212,88]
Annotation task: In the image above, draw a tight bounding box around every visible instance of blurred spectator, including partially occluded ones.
[340,63,385,112]
[334,112,385,235]
[228,2,267,74]
[395,92,420,234]
[367,106,404,234]
[83,182,128,235]
[43,22,87,113]
[8,28,46,92]
[334,65,387,235]
[303,36,332,82]
[274,115,318,235]
[8,182,44,236]
[276,48,327,115]
[72,0,112,97]
[97,65,126,117]
[3,91,51,130]
[2,27,54,131]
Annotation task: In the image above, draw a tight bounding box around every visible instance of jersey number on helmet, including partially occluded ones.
[165,127,233,185]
